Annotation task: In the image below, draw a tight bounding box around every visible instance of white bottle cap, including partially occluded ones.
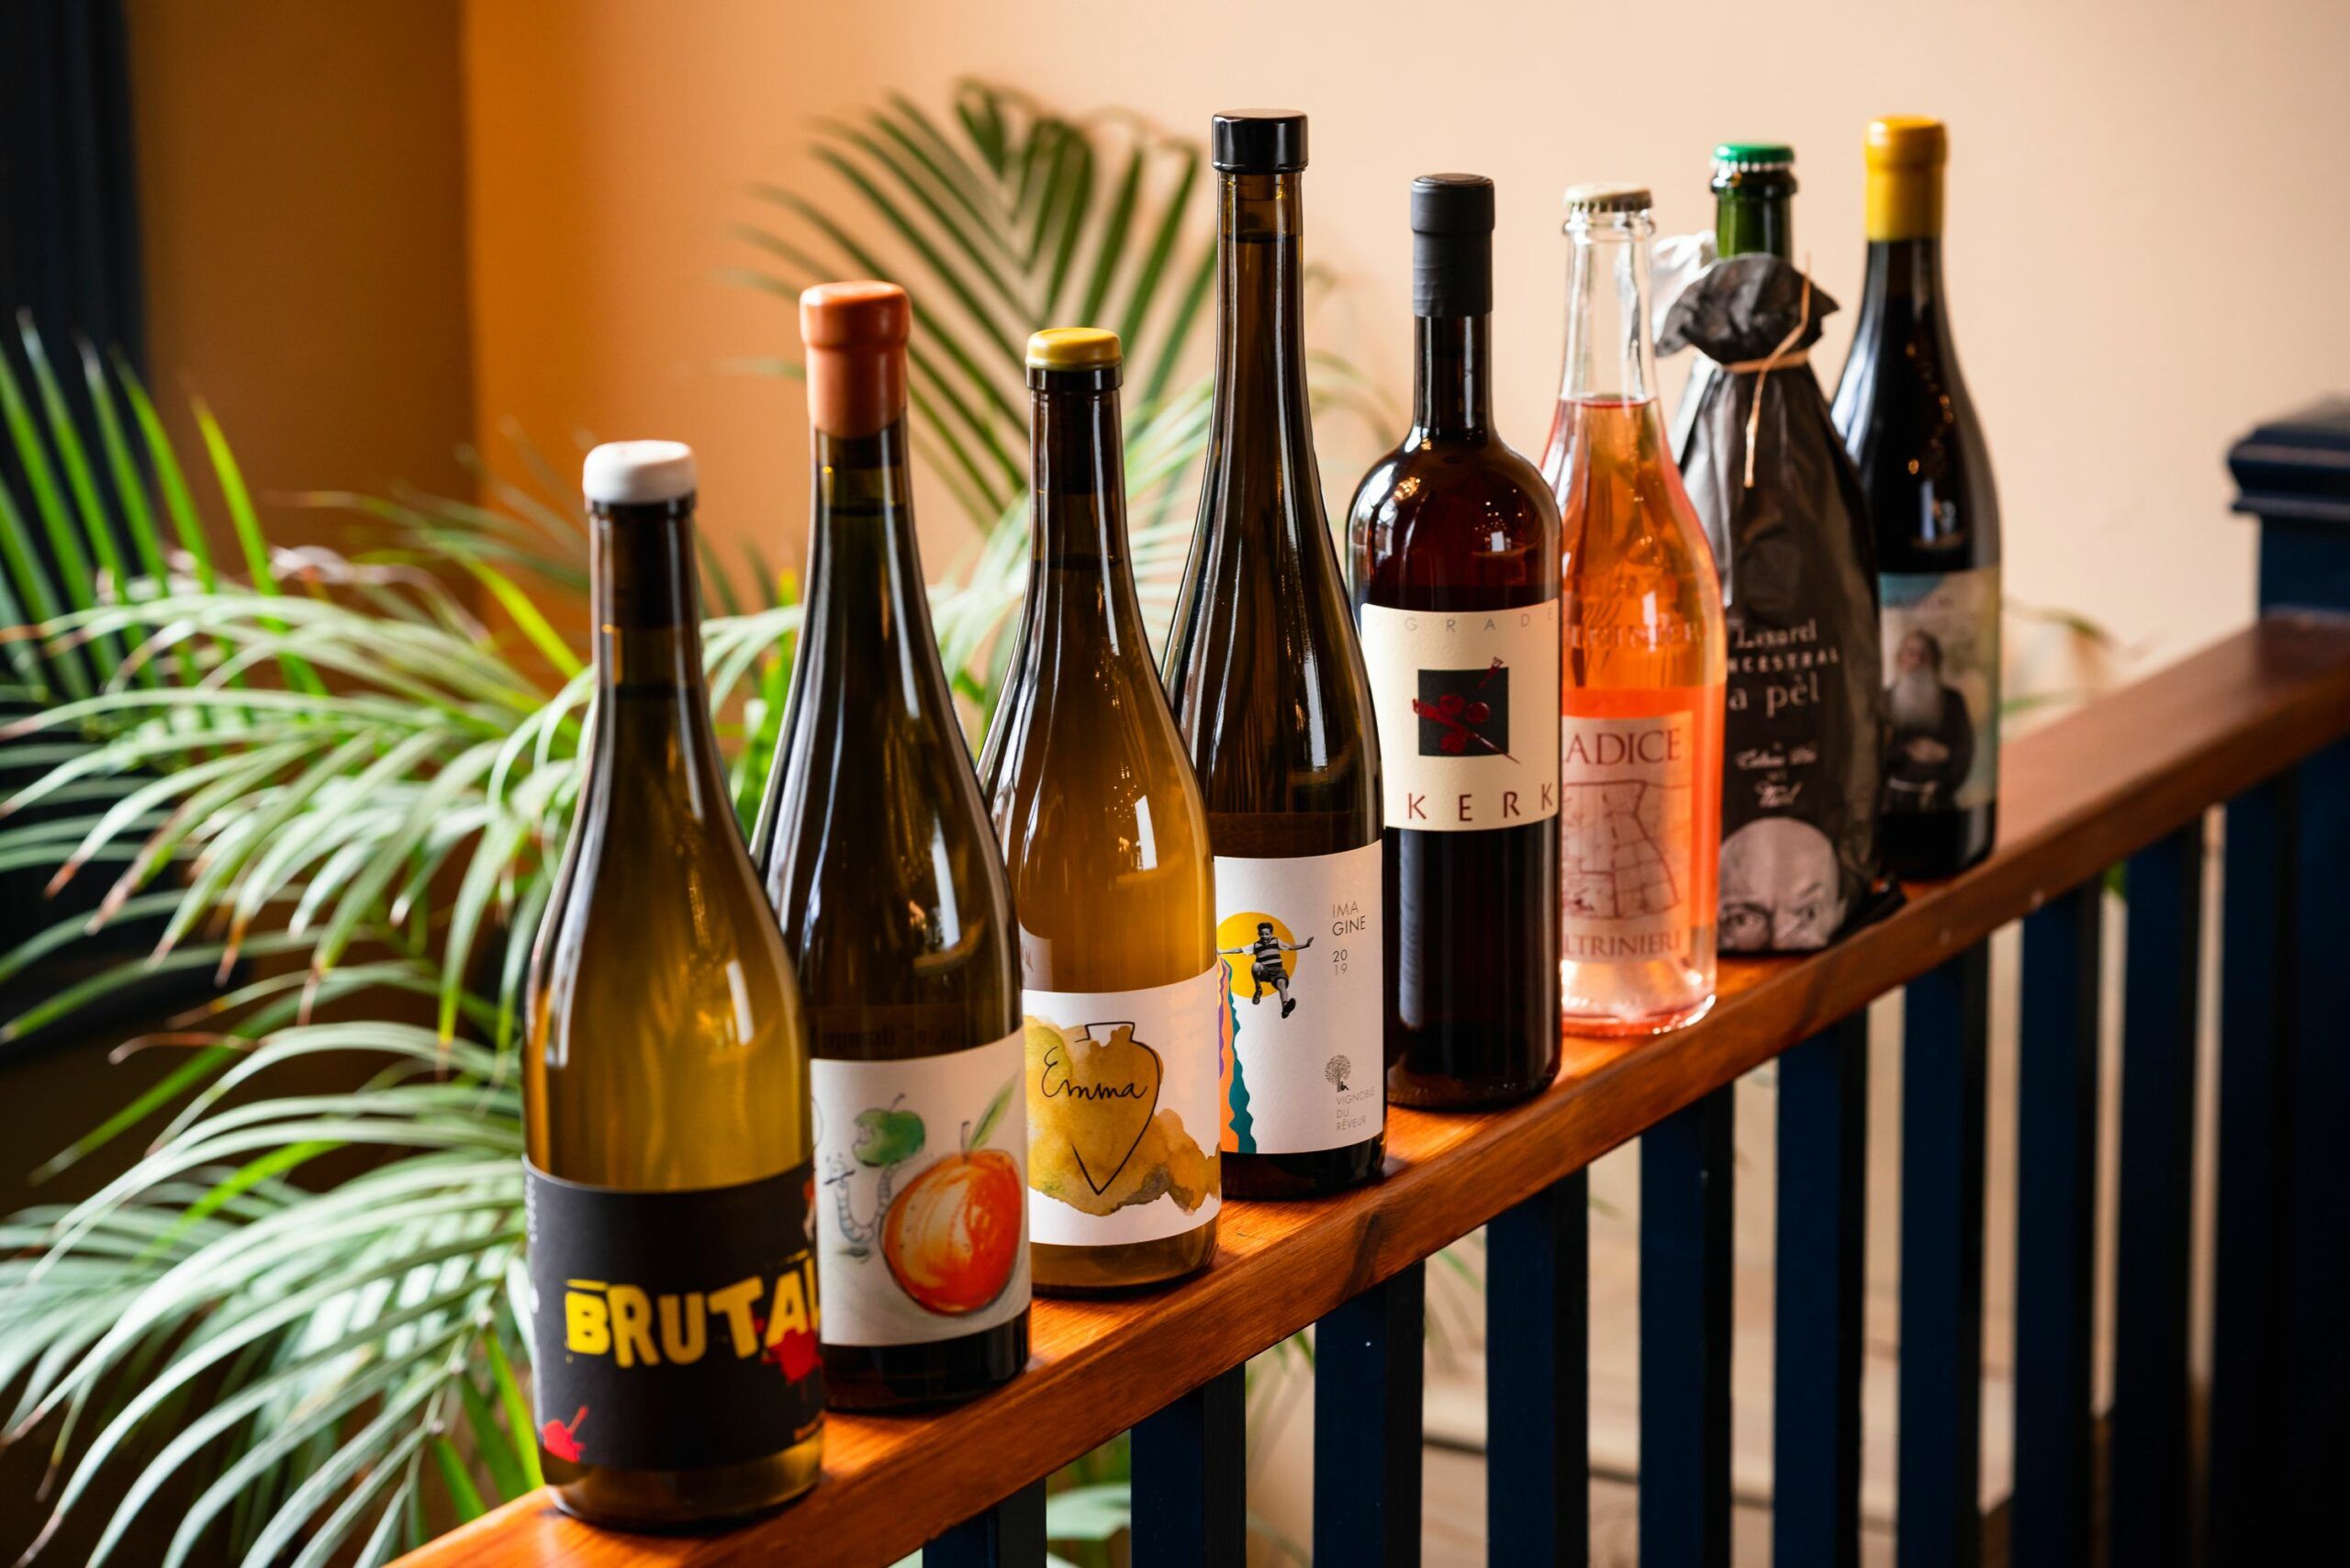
[582,441,697,505]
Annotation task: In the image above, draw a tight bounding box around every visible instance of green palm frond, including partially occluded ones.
[736,80,1215,533]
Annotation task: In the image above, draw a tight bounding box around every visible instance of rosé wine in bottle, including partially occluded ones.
[1541,184,1726,1036]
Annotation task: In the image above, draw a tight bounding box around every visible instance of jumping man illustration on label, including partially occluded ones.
[1221,921,1315,1018]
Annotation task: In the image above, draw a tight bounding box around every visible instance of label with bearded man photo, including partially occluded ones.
[1879,566,2000,815]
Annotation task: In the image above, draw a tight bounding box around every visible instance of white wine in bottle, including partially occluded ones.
[982,328,1222,1294]
[523,442,821,1528]
[755,282,1030,1409]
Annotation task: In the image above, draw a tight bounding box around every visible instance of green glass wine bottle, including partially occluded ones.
[754,282,1028,1410]
[524,442,821,1529]
[1164,111,1384,1198]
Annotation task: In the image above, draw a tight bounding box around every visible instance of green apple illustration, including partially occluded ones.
[854,1096,925,1170]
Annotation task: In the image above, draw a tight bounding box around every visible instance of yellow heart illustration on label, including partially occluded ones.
[1026,1018,1161,1197]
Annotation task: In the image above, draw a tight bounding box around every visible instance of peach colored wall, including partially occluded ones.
[460,0,2350,677]
[131,0,475,553]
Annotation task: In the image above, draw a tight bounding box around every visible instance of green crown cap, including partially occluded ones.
[1713,142,1796,171]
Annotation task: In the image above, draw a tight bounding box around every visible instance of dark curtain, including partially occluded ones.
[1,0,144,365]
[0,0,146,964]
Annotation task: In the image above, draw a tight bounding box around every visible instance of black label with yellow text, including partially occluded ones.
[525,1161,822,1473]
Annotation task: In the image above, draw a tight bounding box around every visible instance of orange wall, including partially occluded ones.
[462,0,2350,682]
[133,0,2350,674]
[130,0,476,554]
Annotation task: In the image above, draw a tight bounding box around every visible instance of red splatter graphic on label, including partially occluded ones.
[542,1406,588,1463]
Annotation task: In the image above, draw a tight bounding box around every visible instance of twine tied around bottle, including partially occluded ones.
[1722,261,1816,489]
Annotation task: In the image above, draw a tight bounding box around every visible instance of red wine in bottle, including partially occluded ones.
[755,284,1028,1408]
[1345,174,1562,1108]
[1165,111,1385,1197]
[1832,117,2001,879]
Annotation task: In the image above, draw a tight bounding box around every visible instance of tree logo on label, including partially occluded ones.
[1413,658,1513,760]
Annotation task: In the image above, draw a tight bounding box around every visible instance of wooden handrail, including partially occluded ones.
[401,612,2350,1568]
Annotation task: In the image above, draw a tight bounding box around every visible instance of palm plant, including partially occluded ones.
[0,82,1221,1566]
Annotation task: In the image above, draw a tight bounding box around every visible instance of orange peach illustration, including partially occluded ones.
[881,1148,1024,1316]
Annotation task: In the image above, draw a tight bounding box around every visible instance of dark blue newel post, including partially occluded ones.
[1774,1014,1870,1568]
[1639,1085,1735,1568]
[1314,1260,1427,1567]
[924,1478,1048,1568]
[1486,1171,1590,1567]
[1131,1362,1248,1567]
[2009,882,2105,1568]
[2226,400,2350,1553]
[1896,944,1990,1568]
[2109,826,2205,1568]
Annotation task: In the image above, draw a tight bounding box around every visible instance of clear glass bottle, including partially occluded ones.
[981,328,1221,1294]
[1540,185,1726,1036]
[525,442,821,1528]
[754,282,1028,1409]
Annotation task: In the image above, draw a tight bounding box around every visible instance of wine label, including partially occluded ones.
[811,1036,1030,1350]
[1022,968,1225,1247]
[1559,705,1708,963]
[1879,566,2000,814]
[524,1161,822,1473]
[1214,845,1383,1155]
[1358,599,1562,833]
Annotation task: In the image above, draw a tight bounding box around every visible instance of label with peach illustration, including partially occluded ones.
[1023,968,1225,1247]
[811,1033,1030,1348]
[523,1160,822,1472]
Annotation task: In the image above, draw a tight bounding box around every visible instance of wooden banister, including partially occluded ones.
[399,611,2350,1568]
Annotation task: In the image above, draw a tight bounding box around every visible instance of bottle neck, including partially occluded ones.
[1854,235,1949,342]
[802,418,936,675]
[589,501,725,775]
[1558,217,1662,405]
[1715,189,1793,261]
[1412,312,1493,438]
[1208,170,1317,476]
[1028,378,1148,648]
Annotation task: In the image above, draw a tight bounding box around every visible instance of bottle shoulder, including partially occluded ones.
[1348,432,1562,609]
[1835,308,2000,561]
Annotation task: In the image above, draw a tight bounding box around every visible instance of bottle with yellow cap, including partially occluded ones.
[524,441,820,1526]
[981,327,1221,1292]
[753,281,1028,1409]
[1832,116,2001,878]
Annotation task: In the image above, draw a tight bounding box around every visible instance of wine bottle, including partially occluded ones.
[1831,117,2000,878]
[1345,174,1562,1107]
[982,328,1221,1292]
[1712,142,1796,260]
[1163,111,1384,1199]
[1542,184,1726,1035]
[524,442,821,1528]
[753,282,1028,1410]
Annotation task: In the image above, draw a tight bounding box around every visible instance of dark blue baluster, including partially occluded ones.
[1641,1085,1734,1568]
[1487,1172,1588,1567]
[2011,882,2105,1568]
[2111,824,2205,1568]
[2208,776,2293,1562]
[1132,1362,1247,1568]
[1897,943,1990,1568]
[1774,1015,1869,1568]
[2283,739,2350,1543]
[924,1479,1048,1568]
[1315,1261,1426,1567]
